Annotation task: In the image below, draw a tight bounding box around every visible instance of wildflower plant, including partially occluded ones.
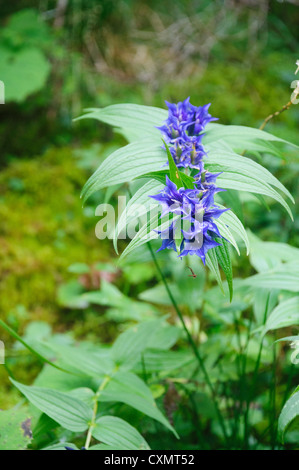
[2,94,299,451]
[78,99,296,300]
[77,100,298,447]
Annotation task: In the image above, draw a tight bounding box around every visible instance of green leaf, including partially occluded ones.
[33,364,93,392]
[99,371,177,435]
[0,408,32,450]
[42,442,78,450]
[206,149,294,203]
[214,172,293,220]
[119,212,179,261]
[275,336,299,344]
[214,217,240,255]
[216,206,250,255]
[0,319,70,374]
[262,297,299,336]
[115,171,194,255]
[278,390,299,443]
[205,248,224,294]
[248,231,299,272]
[44,341,114,378]
[244,263,299,292]
[75,103,167,141]
[162,140,183,188]
[135,349,193,373]
[0,47,50,102]
[204,124,299,152]
[57,280,87,309]
[215,239,233,301]
[92,416,150,450]
[140,170,195,189]
[81,140,165,203]
[2,8,51,49]
[10,379,92,432]
[253,289,278,326]
[111,321,161,368]
[81,281,158,322]
[147,324,180,350]
[68,388,95,407]
[219,189,243,222]
[67,263,90,274]
[113,179,163,254]
[89,443,123,450]
[138,276,204,313]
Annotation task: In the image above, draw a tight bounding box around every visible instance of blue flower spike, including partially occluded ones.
[151,99,228,264]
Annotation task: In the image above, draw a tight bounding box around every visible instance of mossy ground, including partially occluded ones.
[0,147,110,380]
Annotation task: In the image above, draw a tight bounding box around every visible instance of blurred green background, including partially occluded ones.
[0,0,298,409]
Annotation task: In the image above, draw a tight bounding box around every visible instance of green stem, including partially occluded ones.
[243,295,270,448]
[235,313,253,439]
[232,313,243,438]
[270,334,277,450]
[282,362,295,406]
[84,375,111,450]
[147,242,229,445]
[179,382,208,450]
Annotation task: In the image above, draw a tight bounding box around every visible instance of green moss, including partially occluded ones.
[0,147,110,333]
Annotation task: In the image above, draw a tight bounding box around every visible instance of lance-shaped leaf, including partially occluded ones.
[10,380,92,433]
[205,248,224,295]
[244,262,299,292]
[92,416,151,449]
[119,212,180,261]
[206,149,294,203]
[262,296,299,336]
[163,139,183,188]
[215,238,233,302]
[278,389,299,443]
[213,172,293,219]
[216,205,250,255]
[203,123,299,152]
[75,103,167,141]
[81,140,166,203]
[98,371,177,436]
[113,180,163,254]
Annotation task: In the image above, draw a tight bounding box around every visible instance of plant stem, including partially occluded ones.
[147,242,229,445]
[259,100,293,131]
[84,375,111,450]
[241,98,295,155]
[232,313,243,437]
[270,334,277,450]
[243,295,270,448]
[282,362,295,406]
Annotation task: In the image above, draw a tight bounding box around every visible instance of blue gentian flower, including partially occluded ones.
[150,99,229,262]
[150,175,227,263]
[150,176,199,217]
[155,222,179,253]
[157,97,217,170]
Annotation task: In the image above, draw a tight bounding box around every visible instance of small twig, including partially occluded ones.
[259,100,293,131]
[187,266,197,278]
